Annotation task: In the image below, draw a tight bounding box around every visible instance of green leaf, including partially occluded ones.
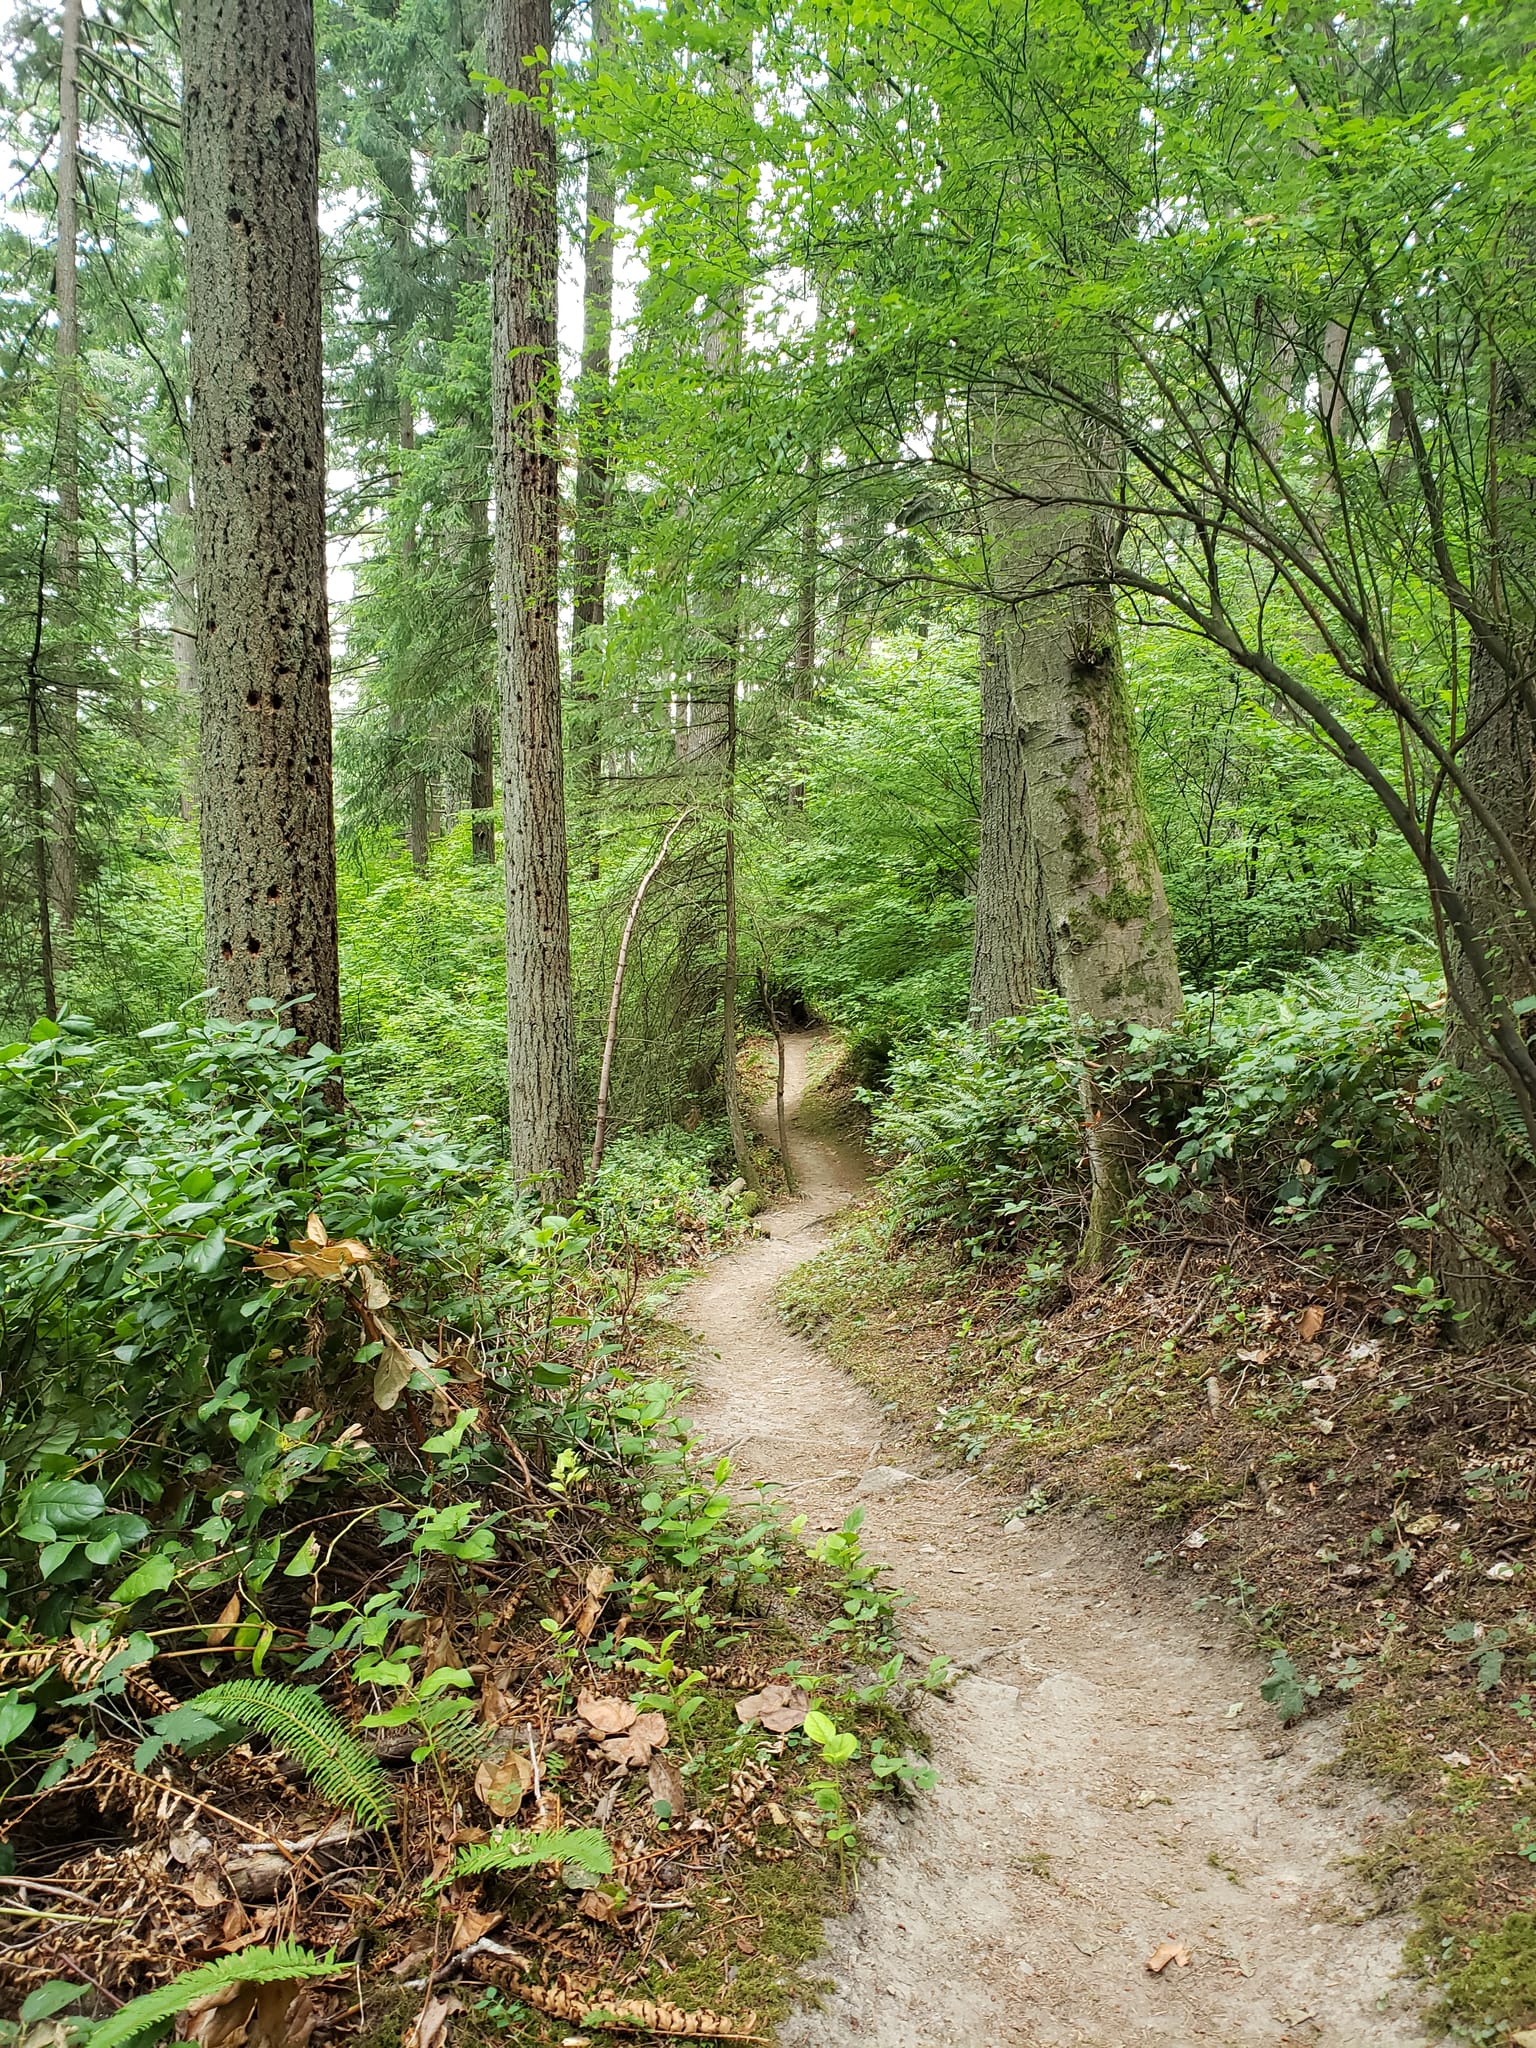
[20,1982,86,2024]
[38,1537,82,1579]
[88,1947,341,2048]
[190,1680,395,1828]
[0,1691,38,1747]
[111,1553,177,1602]
[433,1827,611,1895]
[18,1480,106,1536]
[284,1534,321,1577]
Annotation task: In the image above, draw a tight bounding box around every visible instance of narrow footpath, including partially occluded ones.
[680,1032,1430,2047]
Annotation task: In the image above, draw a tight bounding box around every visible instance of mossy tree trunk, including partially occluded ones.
[970,602,1051,1029]
[487,0,581,1194]
[983,401,1183,1264]
[183,0,342,1053]
[1440,302,1536,1340]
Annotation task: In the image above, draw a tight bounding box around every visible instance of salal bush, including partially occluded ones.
[873,956,1447,1254]
[0,1010,472,1634]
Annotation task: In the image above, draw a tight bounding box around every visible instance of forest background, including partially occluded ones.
[3,0,1536,2037]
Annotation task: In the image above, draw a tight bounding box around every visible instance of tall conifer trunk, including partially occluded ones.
[570,0,614,791]
[487,0,581,1192]
[183,0,342,1052]
[50,0,82,942]
[983,403,1183,1262]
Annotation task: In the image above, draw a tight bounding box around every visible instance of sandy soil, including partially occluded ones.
[678,1032,1432,2047]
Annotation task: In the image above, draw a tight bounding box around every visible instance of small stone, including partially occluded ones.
[856,1464,914,1496]
[1004,1517,1028,1533]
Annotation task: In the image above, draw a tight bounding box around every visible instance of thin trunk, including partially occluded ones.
[570,0,614,791]
[983,400,1184,1265]
[468,700,495,864]
[126,436,144,727]
[169,483,198,821]
[792,470,817,700]
[26,528,57,1020]
[183,0,342,1053]
[1440,300,1536,1339]
[721,682,759,1193]
[969,601,1051,1028]
[590,809,691,1177]
[465,498,495,865]
[50,0,82,941]
[759,971,795,1192]
[488,0,581,1193]
[407,773,430,874]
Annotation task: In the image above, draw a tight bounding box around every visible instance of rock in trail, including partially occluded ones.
[681,1032,1430,2047]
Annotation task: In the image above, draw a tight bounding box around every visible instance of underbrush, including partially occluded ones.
[874,953,1448,1277]
[780,1202,1536,2042]
[0,1012,924,2046]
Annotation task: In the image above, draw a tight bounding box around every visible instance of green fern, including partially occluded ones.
[434,1825,612,1893]
[87,1946,340,2048]
[189,1680,395,1828]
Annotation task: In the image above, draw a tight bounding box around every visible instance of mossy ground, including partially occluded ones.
[777,1202,1536,2041]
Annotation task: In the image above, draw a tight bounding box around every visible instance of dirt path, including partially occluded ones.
[680,1032,1431,2047]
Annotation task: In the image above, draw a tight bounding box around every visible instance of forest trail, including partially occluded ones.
[681,1031,1431,2047]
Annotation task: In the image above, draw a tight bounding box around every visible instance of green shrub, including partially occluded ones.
[872,954,1447,1254]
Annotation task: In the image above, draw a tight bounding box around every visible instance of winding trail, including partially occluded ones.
[680,1032,1430,2047]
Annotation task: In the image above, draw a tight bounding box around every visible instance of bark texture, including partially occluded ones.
[570,0,614,790]
[1440,318,1536,1338]
[969,603,1051,1028]
[50,0,82,940]
[183,0,342,1051]
[984,400,1183,1264]
[488,0,581,1193]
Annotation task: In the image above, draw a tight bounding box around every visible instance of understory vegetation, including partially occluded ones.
[0,1014,930,2044]
[4,0,1536,2038]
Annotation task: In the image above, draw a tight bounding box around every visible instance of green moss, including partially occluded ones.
[1430,1911,1536,2032]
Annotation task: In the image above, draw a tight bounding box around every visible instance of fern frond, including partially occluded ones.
[436,1825,612,1892]
[190,1680,395,1828]
[88,1945,340,2048]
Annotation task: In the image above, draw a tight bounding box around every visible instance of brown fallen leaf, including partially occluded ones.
[402,1993,461,2048]
[578,1692,638,1737]
[373,1323,432,1411]
[450,1901,503,1953]
[206,1592,242,1647]
[1146,1940,1191,1974]
[511,1981,760,2041]
[600,1710,669,1769]
[1298,1304,1326,1343]
[735,1683,811,1734]
[648,1752,687,1818]
[474,1745,535,1818]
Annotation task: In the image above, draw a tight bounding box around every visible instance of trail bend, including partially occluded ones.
[680,1030,1428,2047]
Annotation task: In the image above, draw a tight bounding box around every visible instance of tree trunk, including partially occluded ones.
[721,680,759,1195]
[570,0,614,792]
[50,0,82,943]
[1440,320,1536,1339]
[969,602,1051,1029]
[487,0,581,1193]
[463,497,496,866]
[407,773,430,874]
[468,699,495,865]
[169,483,199,821]
[792,469,817,701]
[983,400,1183,1264]
[183,0,342,1053]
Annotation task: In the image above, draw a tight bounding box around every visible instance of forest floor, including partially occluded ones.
[681,1032,1431,2047]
